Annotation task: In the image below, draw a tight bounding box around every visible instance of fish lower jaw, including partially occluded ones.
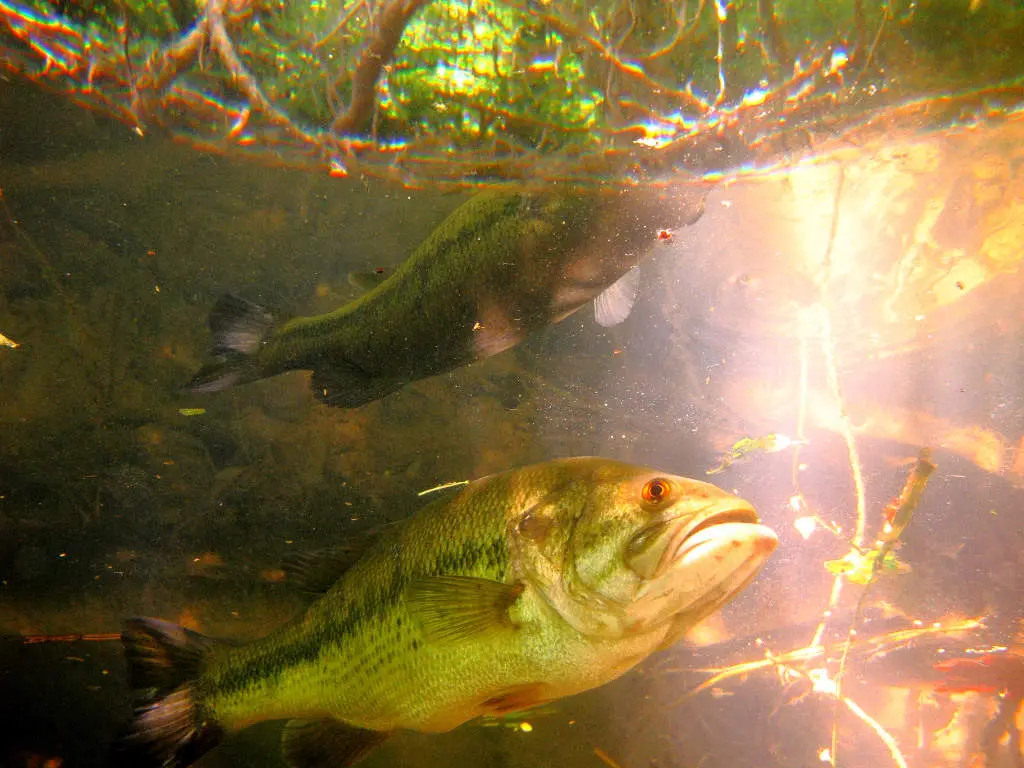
[633,522,777,617]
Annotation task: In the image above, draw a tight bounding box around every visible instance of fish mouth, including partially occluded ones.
[658,504,762,577]
[629,503,777,615]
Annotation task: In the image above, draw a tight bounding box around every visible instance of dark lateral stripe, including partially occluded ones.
[207,536,509,697]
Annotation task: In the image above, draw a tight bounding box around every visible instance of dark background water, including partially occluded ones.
[2,76,1023,768]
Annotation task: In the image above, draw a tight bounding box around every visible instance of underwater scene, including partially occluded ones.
[1,1,1023,767]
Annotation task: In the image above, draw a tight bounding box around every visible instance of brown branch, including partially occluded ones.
[332,0,432,134]
[205,0,316,145]
[509,0,711,114]
[757,0,791,71]
[131,21,204,118]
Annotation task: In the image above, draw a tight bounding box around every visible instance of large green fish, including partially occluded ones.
[120,457,776,767]
[188,185,705,407]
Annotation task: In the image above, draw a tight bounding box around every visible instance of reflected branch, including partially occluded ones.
[332,0,432,134]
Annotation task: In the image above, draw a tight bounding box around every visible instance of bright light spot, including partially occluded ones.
[767,433,799,451]
[794,516,817,540]
[809,667,838,696]
[818,747,832,763]
[519,722,533,732]
[828,49,849,75]
[634,136,671,149]
[742,88,769,107]
[789,495,804,512]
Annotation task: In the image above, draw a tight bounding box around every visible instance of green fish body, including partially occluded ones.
[122,457,776,767]
[188,186,704,407]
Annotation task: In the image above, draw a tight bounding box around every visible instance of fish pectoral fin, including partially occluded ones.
[282,718,388,768]
[281,544,373,594]
[480,682,552,716]
[406,576,524,643]
[593,264,641,327]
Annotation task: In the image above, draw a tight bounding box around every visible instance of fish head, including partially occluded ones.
[512,460,776,640]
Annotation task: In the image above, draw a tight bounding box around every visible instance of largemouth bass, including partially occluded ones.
[188,185,705,407]
[120,457,775,767]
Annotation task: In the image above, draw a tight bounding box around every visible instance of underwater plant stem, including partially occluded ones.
[823,313,867,550]
[832,448,936,766]
[331,0,432,134]
[843,696,909,768]
[667,617,983,702]
[593,746,626,768]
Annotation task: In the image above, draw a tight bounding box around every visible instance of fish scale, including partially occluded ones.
[120,457,777,767]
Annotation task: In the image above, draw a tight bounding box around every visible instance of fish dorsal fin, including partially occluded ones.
[282,548,370,593]
[406,576,523,644]
[282,718,388,768]
[281,546,368,594]
[593,265,641,327]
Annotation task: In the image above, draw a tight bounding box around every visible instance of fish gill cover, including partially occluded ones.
[1,0,1023,187]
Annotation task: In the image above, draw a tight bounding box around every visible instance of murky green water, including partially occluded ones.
[2,4,1024,766]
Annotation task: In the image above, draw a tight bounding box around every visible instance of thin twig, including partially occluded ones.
[314,0,367,49]
[641,0,706,61]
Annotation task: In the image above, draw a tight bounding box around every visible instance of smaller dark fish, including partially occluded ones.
[188,186,705,407]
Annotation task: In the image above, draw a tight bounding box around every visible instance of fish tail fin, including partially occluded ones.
[186,294,276,393]
[118,617,224,767]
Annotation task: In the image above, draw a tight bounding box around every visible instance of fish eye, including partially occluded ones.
[641,478,672,504]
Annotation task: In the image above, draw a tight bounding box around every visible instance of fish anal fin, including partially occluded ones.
[282,718,388,768]
[406,576,523,644]
[281,545,370,594]
[310,365,403,409]
[480,683,552,716]
[593,265,641,328]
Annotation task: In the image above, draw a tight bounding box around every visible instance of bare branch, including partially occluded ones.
[332,0,432,134]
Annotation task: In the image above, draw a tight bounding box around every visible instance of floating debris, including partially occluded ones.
[707,433,805,475]
[417,479,470,497]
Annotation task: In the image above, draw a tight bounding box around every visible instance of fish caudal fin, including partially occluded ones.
[186,294,276,393]
[119,618,224,767]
